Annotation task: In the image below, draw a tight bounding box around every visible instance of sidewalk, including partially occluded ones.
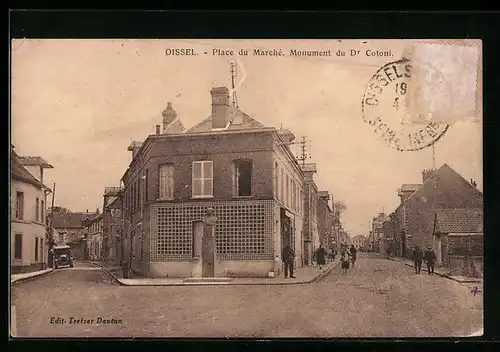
[11,268,54,284]
[91,259,340,286]
[384,255,482,284]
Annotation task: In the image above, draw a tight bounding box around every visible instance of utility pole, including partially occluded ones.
[229,61,239,108]
[48,183,56,268]
[294,136,310,167]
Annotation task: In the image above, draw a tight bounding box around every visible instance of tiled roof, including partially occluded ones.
[18,156,54,168]
[52,211,98,229]
[435,208,483,234]
[185,108,267,134]
[11,152,46,188]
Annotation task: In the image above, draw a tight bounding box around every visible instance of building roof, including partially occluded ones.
[434,208,483,234]
[11,152,48,189]
[185,108,267,134]
[52,211,98,229]
[404,163,483,207]
[105,196,118,207]
[18,156,54,168]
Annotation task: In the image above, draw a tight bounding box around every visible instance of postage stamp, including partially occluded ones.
[361,58,450,151]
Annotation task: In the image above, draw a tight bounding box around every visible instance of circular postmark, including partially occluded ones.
[361,58,450,151]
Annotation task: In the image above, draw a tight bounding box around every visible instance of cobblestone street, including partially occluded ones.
[11,253,483,338]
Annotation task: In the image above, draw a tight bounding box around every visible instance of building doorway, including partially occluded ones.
[280,209,292,254]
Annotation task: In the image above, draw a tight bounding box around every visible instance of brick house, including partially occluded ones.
[11,146,52,273]
[390,164,483,260]
[120,87,306,278]
[371,212,389,253]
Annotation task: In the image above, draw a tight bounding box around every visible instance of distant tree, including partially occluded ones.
[333,201,347,220]
[51,206,71,214]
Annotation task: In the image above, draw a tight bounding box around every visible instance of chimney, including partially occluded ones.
[211,87,230,129]
[155,125,161,135]
[422,169,436,183]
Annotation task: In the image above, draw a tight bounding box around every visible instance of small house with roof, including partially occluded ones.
[433,208,483,277]
[120,86,307,278]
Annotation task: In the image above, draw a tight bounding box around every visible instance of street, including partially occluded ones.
[10,253,483,338]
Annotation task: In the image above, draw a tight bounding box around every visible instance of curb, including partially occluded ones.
[385,256,482,283]
[90,262,127,286]
[91,261,340,287]
[11,269,55,285]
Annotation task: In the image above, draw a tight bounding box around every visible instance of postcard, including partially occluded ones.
[10,39,483,338]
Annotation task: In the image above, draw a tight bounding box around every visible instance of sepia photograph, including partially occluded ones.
[10,38,483,338]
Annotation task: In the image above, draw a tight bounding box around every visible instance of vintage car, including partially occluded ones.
[53,245,74,269]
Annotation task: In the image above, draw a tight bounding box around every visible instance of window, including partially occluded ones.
[192,161,213,198]
[145,169,149,202]
[39,238,43,261]
[35,198,39,222]
[292,180,296,210]
[286,175,289,207]
[41,200,45,224]
[280,169,284,203]
[159,164,174,200]
[35,237,39,261]
[15,192,24,220]
[234,160,253,197]
[59,233,64,243]
[274,162,279,200]
[14,234,22,259]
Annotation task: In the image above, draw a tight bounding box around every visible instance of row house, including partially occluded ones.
[120,87,308,278]
[52,209,97,260]
[102,186,123,264]
[317,191,334,251]
[370,212,389,253]
[84,211,104,261]
[11,145,53,273]
[351,235,368,251]
[388,164,483,275]
[301,163,320,266]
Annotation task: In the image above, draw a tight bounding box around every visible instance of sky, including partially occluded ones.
[11,39,483,236]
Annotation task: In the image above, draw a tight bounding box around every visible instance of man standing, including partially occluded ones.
[282,244,296,278]
[424,246,437,275]
[412,245,424,274]
[349,245,357,268]
[315,244,326,270]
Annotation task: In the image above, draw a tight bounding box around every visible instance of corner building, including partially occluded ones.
[122,87,305,278]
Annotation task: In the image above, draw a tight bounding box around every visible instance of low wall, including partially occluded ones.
[147,260,274,278]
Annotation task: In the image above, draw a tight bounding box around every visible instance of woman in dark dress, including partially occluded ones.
[316,244,326,270]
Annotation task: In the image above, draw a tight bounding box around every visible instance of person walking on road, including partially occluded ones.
[424,246,437,275]
[282,244,296,279]
[315,244,326,270]
[341,248,350,274]
[349,245,357,268]
[412,245,424,274]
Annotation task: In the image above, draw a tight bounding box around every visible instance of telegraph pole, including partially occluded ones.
[294,136,310,167]
[229,61,239,108]
[48,183,56,268]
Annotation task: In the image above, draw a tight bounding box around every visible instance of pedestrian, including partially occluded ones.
[282,244,296,279]
[341,249,350,274]
[316,244,326,270]
[412,245,424,274]
[424,246,437,275]
[349,244,357,268]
